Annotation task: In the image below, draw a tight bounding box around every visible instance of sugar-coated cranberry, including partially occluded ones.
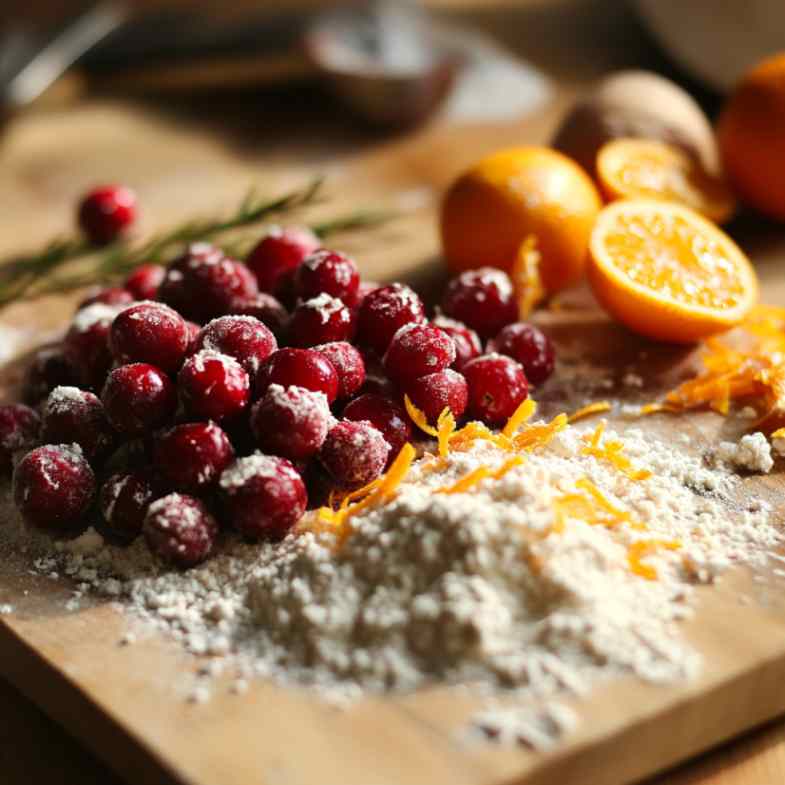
[432,315,482,372]
[288,293,356,347]
[487,322,556,386]
[13,444,95,532]
[0,404,40,473]
[153,421,234,493]
[319,419,390,489]
[405,369,468,423]
[246,226,320,296]
[79,286,134,309]
[294,249,360,305]
[229,292,289,338]
[178,350,250,421]
[101,363,177,435]
[342,394,411,466]
[441,267,518,339]
[143,493,218,568]
[356,280,380,307]
[42,386,115,464]
[99,471,159,541]
[125,263,166,301]
[197,315,277,375]
[383,322,456,385]
[64,303,123,390]
[312,341,365,399]
[219,453,307,541]
[255,348,339,403]
[251,384,333,461]
[462,353,528,425]
[77,185,137,245]
[357,283,426,356]
[23,344,78,405]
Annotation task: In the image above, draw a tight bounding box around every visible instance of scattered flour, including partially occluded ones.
[716,432,774,474]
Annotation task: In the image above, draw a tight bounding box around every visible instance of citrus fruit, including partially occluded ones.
[717,53,785,221]
[588,200,758,343]
[440,146,602,293]
[596,138,735,224]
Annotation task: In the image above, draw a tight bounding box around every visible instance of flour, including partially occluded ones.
[716,432,774,474]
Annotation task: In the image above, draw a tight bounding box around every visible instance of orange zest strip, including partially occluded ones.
[581,423,652,481]
[404,395,439,437]
[436,408,456,458]
[502,398,536,438]
[512,413,568,451]
[512,235,547,318]
[435,466,491,495]
[568,401,612,423]
[772,427,785,439]
[628,539,681,581]
[449,421,513,453]
[574,477,648,531]
[490,455,525,479]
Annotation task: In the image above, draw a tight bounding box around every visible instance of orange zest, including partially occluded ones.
[435,466,491,495]
[581,422,652,481]
[511,235,547,317]
[568,401,612,423]
[502,398,537,438]
[512,413,568,451]
[404,395,439,438]
[627,539,682,581]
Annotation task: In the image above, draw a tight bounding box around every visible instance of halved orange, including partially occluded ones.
[588,200,758,343]
[596,138,736,224]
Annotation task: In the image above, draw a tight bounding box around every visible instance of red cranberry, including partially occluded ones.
[13,444,95,532]
[229,292,289,338]
[294,249,360,305]
[178,351,250,421]
[0,404,40,473]
[64,304,123,390]
[77,185,136,245]
[219,453,307,540]
[432,315,482,371]
[405,369,468,422]
[79,286,134,309]
[125,263,166,301]
[357,283,426,356]
[319,419,390,489]
[342,393,411,466]
[356,280,380,307]
[101,363,177,435]
[99,471,158,541]
[197,315,277,375]
[42,386,115,464]
[251,384,333,461]
[288,294,356,347]
[312,341,365,399]
[143,493,218,568]
[463,354,529,425]
[441,267,518,339]
[153,421,234,493]
[246,226,320,296]
[383,321,456,385]
[109,301,189,373]
[487,322,556,386]
[23,343,78,405]
[255,348,338,403]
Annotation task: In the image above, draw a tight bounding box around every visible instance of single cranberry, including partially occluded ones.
[319,419,390,489]
[178,350,250,421]
[79,286,134,309]
[23,344,78,405]
[246,226,320,296]
[197,315,277,375]
[432,315,482,372]
[13,444,95,532]
[42,386,115,464]
[0,404,40,473]
[101,363,178,435]
[487,322,556,386]
[64,303,123,390]
[312,341,365,399]
[255,348,338,403]
[294,249,360,305]
[383,322,456,385]
[143,493,218,568]
[441,267,518,339]
[288,293,356,348]
[462,354,528,425]
[125,263,166,301]
[153,421,234,492]
[251,384,333,461]
[229,292,289,338]
[99,471,159,542]
[342,393,411,466]
[405,369,468,423]
[357,283,426,356]
[219,453,307,540]
[77,185,137,245]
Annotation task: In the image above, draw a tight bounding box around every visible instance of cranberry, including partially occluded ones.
[77,185,137,245]
[405,369,468,423]
[197,315,277,375]
[294,249,360,305]
[255,348,338,403]
[246,226,320,296]
[342,393,411,466]
[13,444,95,532]
[356,280,380,307]
[251,384,333,461]
[432,315,482,372]
[312,341,365,399]
[219,453,307,540]
[184,320,201,355]
[383,322,456,385]
[487,322,556,386]
[79,286,134,309]
[463,353,528,425]
[229,292,289,338]
[41,386,115,464]
[23,344,78,405]
[101,363,177,435]
[64,303,123,390]
[143,493,218,568]
[319,419,390,489]
[441,267,518,339]
[178,350,250,421]
[357,283,426,356]
[288,294,356,348]
[153,421,234,493]
[125,263,166,301]
[0,404,40,473]
[99,471,158,541]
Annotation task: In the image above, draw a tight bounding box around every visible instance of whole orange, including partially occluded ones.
[440,146,602,292]
[718,53,785,221]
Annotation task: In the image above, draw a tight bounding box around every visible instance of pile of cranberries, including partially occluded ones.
[3,185,556,569]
